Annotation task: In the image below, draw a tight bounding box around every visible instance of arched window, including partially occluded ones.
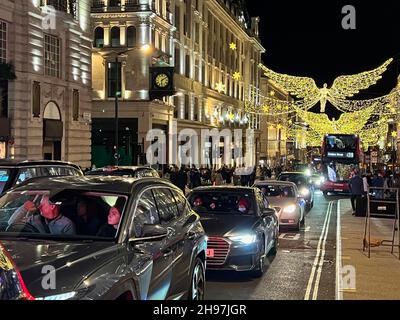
[126,26,137,47]
[44,101,62,121]
[94,27,104,48]
[111,26,120,47]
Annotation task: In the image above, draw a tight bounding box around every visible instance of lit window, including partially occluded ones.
[0,20,6,64]
[44,34,61,78]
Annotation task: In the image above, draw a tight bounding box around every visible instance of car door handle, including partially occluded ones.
[162,249,174,258]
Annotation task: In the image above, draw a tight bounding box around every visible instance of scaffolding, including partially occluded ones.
[363,187,400,259]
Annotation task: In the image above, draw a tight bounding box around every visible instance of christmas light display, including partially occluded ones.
[258,58,393,112]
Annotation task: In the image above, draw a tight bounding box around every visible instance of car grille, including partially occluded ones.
[207,237,231,266]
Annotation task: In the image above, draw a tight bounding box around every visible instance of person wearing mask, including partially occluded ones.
[237,198,250,214]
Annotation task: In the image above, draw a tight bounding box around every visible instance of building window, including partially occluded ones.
[108,0,121,7]
[94,27,104,48]
[110,27,120,47]
[0,81,8,118]
[107,62,121,98]
[0,20,6,64]
[194,97,199,121]
[72,89,79,121]
[185,54,190,78]
[173,96,179,119]
[44,34,61,78]
[174,47,180,72]
[127,26,137,47]
[41,0,78,20]
[184,95,189,120]
[32,81,41,118]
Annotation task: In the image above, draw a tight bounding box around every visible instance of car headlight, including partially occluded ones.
[300,188,310,197]
[283,204,297,214]
[36,291,77,300]
[229,234,257,245]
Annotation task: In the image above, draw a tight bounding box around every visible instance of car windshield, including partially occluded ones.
[0,189,128,240]
[0,169,10,194]
[256,185,295,198]
[188,191,255,215]
[279,174,308,187]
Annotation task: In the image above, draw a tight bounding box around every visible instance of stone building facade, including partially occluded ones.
[0,0,92,168]
[91,0,264,168]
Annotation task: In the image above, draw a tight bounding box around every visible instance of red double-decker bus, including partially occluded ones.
[320,134,362,196]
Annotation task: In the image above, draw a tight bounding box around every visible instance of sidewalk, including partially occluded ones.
[340,199,400,300]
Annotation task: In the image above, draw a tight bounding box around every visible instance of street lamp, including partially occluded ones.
[391,130,397,172]
[102,45,153,165]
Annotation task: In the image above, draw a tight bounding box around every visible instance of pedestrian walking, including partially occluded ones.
[349,169,365,216]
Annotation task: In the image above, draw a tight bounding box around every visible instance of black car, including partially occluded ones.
[278,172,315,210]
[0,176,206,300]
[0,160,83,194]
[86,166,160,179]
[187,187,279,277]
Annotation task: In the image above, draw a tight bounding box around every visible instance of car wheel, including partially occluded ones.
[323,191,329,197]
[252,240,266,278]
[189,258,205,300]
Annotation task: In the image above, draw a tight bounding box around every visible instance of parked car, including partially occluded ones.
[187,186,279,278]
[278,172,315,210]
[0,160,83,194]
[0,176,206,300]
[86,166,160,179]
[254,180,306,231]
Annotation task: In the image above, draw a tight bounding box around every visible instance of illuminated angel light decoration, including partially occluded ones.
[259,58,393,113]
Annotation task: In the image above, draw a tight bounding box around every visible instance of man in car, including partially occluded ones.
[21,195,76,235]
[192,197,207,213]
[76,200,102,236]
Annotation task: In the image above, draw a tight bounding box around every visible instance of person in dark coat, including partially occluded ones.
[349,170,365,216]
[176,166,188,193]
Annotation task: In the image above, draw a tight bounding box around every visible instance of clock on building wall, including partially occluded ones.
[150,67,175,100]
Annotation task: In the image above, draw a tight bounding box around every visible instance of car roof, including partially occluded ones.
[0,160,82,170]
[254,180,297,188]
[90,166,156,172]
[279,172,307,176]
[190,186,257,193]
[6,176,168,194]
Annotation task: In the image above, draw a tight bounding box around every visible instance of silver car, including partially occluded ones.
[254,181,306,231]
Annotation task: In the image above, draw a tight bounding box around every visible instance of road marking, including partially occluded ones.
[336,200,343,300]
[305,226,311,232]
[304,201,333,300]
[312,200,334,300]
[279,233,301,241]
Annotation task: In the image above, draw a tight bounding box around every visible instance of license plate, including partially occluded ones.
[334,189,343,192]
[206,249,215,258]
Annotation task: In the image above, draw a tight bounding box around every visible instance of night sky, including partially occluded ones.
[246,0,400,118]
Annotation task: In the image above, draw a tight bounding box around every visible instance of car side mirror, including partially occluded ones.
[129,225,169,244]
[262,208,275,218]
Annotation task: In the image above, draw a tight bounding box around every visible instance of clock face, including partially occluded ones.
[155,73,170,88]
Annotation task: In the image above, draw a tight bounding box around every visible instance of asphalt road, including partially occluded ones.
[206,191,343,300]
